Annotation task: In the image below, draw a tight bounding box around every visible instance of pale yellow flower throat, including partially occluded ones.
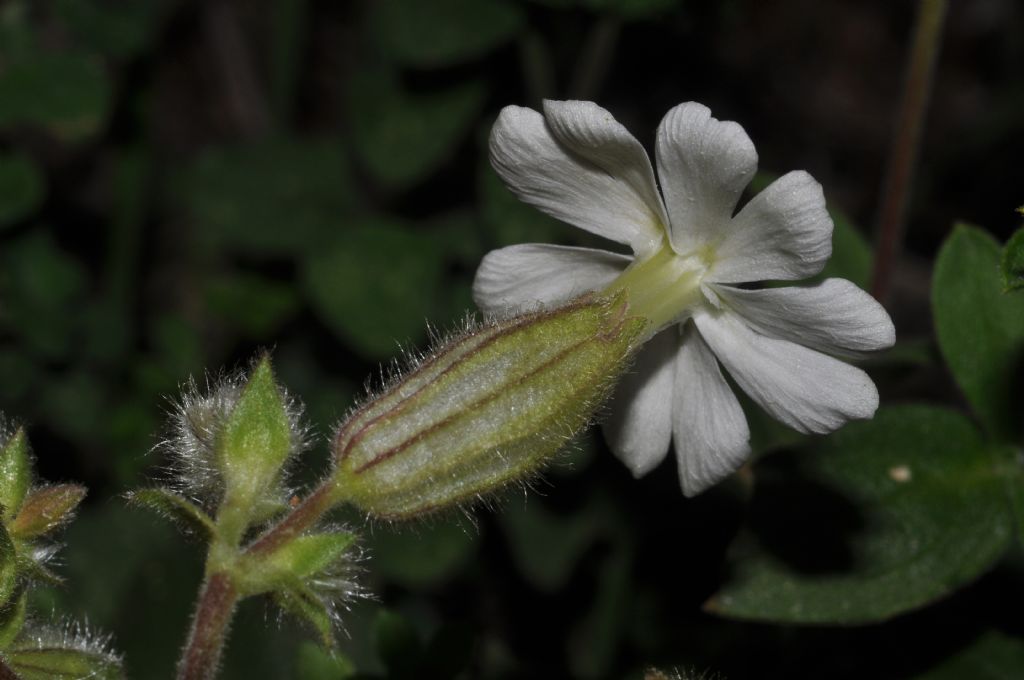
[603,240,715,337]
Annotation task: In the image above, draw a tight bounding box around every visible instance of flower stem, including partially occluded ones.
[0,658,19,680]
[246,482,337,557]
[870,0,948,302]
[177,572,239,680]
[568,16,621,100]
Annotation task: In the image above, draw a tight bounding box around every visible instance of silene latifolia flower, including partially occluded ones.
[474,100,895,496]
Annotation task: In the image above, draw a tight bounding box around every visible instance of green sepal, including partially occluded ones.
[242,532,356,595]
[294,641,356,679]
[1000,226,1024,292]
[217,356,293,512]
[0,525,17,606]
[3,645,123,680]
[125,489,215,540]
[265,532,356,580]
[17,554,64,589]
[0,590,27,650]
[9,485,86,540]
[272,582,336,649]
[0,429,31,523]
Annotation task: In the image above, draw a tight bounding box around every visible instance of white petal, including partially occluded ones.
[472,244,630,315]
[489,103,667,258]
[655,102,758,254]
[714,279,896,356]
[602,329,676,477]
[694,310,879,434]
[673,322,751,497]
[709,171,833,284]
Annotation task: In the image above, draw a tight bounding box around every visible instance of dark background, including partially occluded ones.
[0,0,1022,678]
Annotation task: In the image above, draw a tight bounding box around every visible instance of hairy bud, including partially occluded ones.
[330,294,645,519]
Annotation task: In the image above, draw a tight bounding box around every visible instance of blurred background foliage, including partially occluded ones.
[0,0,1022,678]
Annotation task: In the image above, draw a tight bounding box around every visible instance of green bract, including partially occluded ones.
[331,294,645,519]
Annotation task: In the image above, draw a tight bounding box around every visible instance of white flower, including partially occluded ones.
[472,100,895,497]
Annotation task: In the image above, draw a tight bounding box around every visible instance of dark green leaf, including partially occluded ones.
[124,489,215,540]
[294,641,355,679]
[498,498,602,591]
[367,520,476,589]
[1,232,87,360]
[0,428,30,523]
[179,137,355,256]
[912,631,1024,679]
[53,0,166,59]
[0,53,111,141]
[303,218,445,360]
[348,69,485,190]
[373,610,422,676]
[0,151,44,227]
[204,274,300,339]
[370,0,524,67]
[708,405,1014,624]
[10,485,86,539]
[933,224,1024,439]
[1000,227,1024,293]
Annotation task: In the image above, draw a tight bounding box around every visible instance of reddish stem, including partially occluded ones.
[245,482,336,557]
[177,572,239,680]
[871,0,948,302]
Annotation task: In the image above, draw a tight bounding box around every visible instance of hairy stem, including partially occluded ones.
[0,658,18,680]
[177,572,239,680]
[870,0,948,302]
[246,482,336,557]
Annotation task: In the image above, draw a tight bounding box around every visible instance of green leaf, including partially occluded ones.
[707,405,1014,624]
[370,0,524,67]
[498,498,602,591]
[9,484,86,539]
[367,520,476,588]
[294,641,355,679]
[178,137,355,256]
[1000,227,1024,293]
[273,582,337,649]
[373,610,422,676]
[1,231,87,361]
[204,274,300,339]
[5,643,123,680]
[0,590,27,649]
[218,356,293,504]
[124,489,215,540]
[303,218,445,360]
[0,151,44,228]
[348,69,485,190]
[53,0,167,59]
[0,428,30,523]
[933,224,1024,439]
[0,52,112,141]
[912,631,1024,679]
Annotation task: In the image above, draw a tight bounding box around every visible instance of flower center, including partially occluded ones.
[602,242,713,337]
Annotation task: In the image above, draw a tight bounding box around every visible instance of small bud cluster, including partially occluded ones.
[0,417,122,678]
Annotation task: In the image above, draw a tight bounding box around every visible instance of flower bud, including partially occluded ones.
[330,293,645,519]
